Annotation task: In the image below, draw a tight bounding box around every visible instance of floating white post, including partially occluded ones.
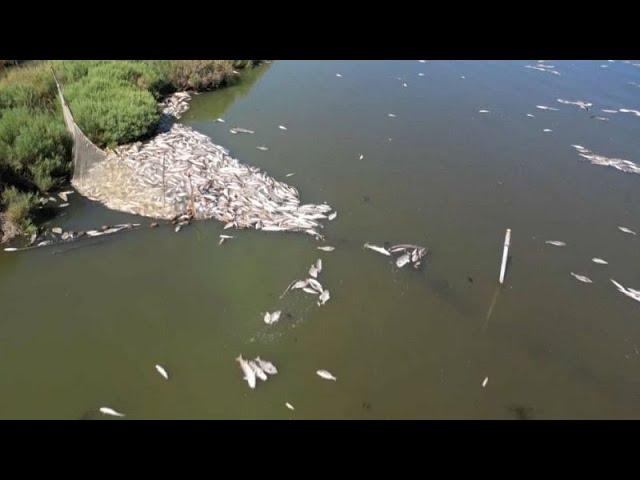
[499,228,511,284]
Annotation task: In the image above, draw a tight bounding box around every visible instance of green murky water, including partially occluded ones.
[2,60,640,419]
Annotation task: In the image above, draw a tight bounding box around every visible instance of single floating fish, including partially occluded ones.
[592,258,608,265]
[418,73,425,77]
[402,82,408,87]
[51,227,63,235]
[255,357,278,375]
[248,360,268,381]
[216,118,226,123]
[618,226,637,235]
[155,364,169,380]
[236,355,256,389]
[278,125,288,130]
[545,240,566,247]
[316,369,337,381]
[387,113,397,118]
[478,109,490,113]
[317,289,330,306]
[256,146,269,151]
[285,402,295,411]
[218,234,234,246]
[536,105,559,111]
[364,243,391,256]
[285,173,295,177]
[526,113,535,117]
[264,310,282,325]
[482,377,488,388]
[336,73,343,77]
[359,154,364,160]
[571,272,593,284]
[328,211,337,221]
[99,407,125,417]
[543,128,552,133]
[396,252,411,268]
[3,247,18,252]
[317,246,335,252]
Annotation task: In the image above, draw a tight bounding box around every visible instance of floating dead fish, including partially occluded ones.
[571,272,593,284]
[302,287,319,295]
[387,113,397,118]
[478,109,490,113]
[51,227,63,235]
[359,154,364,160]
[58,192,68,202]
[307,278,324,293]
[618,226,637,235]
[364,243,391,256]
[402,82,408,87]
[285,173,295,177]
[278,125,288,130]
[317,289,330,306]
[526,113,535,117]
[601,109,618,114]
[418,73,425,77]
[571,146,640,175]
[543,129,552,133]
[291,279,310,290]
[3,247,18,252]
[317,246,335,252]
[58,203,69,208]
[155,364,169,380]
[611,279,640,304]
[99,407,125,417]
[536,105,559,111]
[248,360,268,381]
[285,402,295,411]
[619,108,640,117]
[229,127,255,135]
[317,370,337,381]
[336,73,343,77]
[557,98,592,110]
[218,234,234,245]
[264,310,281,325]
[396,252,411,268]
[256,146,269,151]
[255,357,278,375]
[236,355,256,389]
[309,264,319,278]
[174,225,182,233]
[591,116,610,121]
[482,377,488,388]
[216,118,226,123]
[545,240,566,247]
[328,211,337,221]
[592,258,608,265]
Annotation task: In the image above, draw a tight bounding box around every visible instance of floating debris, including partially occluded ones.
[571,145,640,175]
[536,105,559,111]
[592,258,608,265]
[611,279,640,304]
[285,402,295,411]
[618,226,637,235]
[316,370,337,381]
[557,98,592,110]
[218,234,234,245]
[317,246,335,252]
[570,272,593,284]
[155,364,169,380]
[545,240,566,247]
[264,310,282,325]
[99,407,125,417]
[236,355,256,389]
[363,243,391,256]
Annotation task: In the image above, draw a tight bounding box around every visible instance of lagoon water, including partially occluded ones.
[1,60,640,419]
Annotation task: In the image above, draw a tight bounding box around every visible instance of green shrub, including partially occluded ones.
[1,186,37,234]
[0,62,57,111]
[154,60,238,91]
[0,107,72,191]
[65,76,160,148]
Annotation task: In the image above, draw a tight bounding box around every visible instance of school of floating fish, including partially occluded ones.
[571,145,640,175]
[236,355,278,389]
[72,92,334,239]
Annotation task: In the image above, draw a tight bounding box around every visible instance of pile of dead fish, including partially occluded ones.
[571,145,640,175]
[364,242,428,269]
[281,258,330,306]
[73,92,335,238]
[557,99,592,110]
[235,355,278,389]
[525,62,560,76]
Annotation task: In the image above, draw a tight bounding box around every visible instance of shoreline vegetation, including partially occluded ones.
[0,60,262,242]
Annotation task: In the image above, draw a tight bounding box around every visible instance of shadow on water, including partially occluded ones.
[507,405,535,420]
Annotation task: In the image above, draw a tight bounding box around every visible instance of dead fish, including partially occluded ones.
[236,355,256,389]
[3,247,18,252]
[364,243,391,256]
[315,258,322,274]
[478,109,490,113]
[387,113,397,118]
[317,289,330,306]
[328,211,337,221]
[592,258,608,265]
[418,73,425,77]
[601,109,618,114]
[618,226,637,235]
[264,310,281,325]
[285,173,295,177]
[316,370,337,381]
[545,241,566,247]
[307,278,324,292]
[216,118,226,123]
[309,264,319,278]
[58,203,69,208]
[526,113,535,117]
[359,154,364,160]
[317,246,335,252]
[336,73,343,77]
[285,402,295,411]
[174,225,182,233]
[291,279,310,290]
[278,125,288,130]
[302,287,319,295]
[396,252,411,268]
[51,227,63,235]
[218,235,234,245]
[536,105,559,111]
[255,357,278,375]
[611,279,640,303]
[99,407,125,417]
[571,272,593,284]
[256,146,269,151]
[402,82,408,87]
[58,192,68,202]
[155,364,169,380]
[482,377,488,388]
[248,361,268,381]
[543,128,553,133]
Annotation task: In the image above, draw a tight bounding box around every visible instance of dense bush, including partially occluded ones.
[1,185,38,235]
[0,62,57,111]
[64,76,160,148]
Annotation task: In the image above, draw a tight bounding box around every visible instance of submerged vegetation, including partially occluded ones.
[0,60,261,241]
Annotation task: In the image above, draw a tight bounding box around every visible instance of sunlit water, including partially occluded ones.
[2,60,640,419]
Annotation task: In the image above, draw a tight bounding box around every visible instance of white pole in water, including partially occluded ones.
[499,228,511,284]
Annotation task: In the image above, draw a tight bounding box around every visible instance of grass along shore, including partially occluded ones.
[0,60,261,242]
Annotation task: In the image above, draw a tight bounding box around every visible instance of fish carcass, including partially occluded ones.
[236,355,256,389]
[316,370,337,381]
